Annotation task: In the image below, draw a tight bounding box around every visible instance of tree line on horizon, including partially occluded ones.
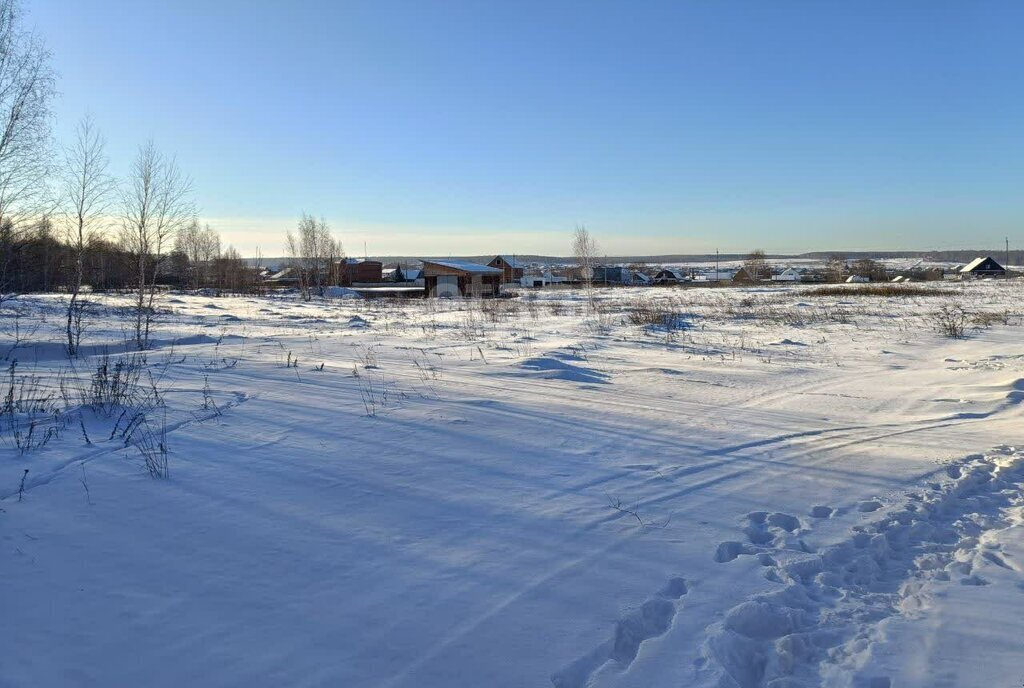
[0,0,305,353]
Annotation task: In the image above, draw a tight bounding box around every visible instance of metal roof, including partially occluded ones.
[422,259,503,275]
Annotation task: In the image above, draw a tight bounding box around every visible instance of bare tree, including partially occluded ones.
[174,220,200,288]
[852,257,885,281]
[0,0,56,294]
[285,213,342,301]
[60,115,114,355]
[743,249,770,281]
[826,254,846,283]
[215,245,248,292]
[175,220,220,288]
[120,141,195,349]
[196,224,220,286]
[572,224,598,310]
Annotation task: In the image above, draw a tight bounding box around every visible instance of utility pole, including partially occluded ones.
[1007,237,1010,274]
[716,248,720,284]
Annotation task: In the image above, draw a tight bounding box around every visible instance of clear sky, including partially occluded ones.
[33,0,1024,257]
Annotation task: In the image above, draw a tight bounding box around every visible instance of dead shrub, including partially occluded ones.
[932,303,969,338]
[805,284,952,298]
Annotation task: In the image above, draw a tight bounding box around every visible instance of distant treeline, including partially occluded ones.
[1,217,260,295]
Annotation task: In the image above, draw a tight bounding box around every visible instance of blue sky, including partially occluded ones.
[34,0,1023,256]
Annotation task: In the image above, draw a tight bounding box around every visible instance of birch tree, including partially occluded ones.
[120,141,195,349]
[572,224,598,311]
[175,220,220,288]
[60,115,114,355]
[285,213,342,301]
[0,0,56,295]
[743,249,769,281]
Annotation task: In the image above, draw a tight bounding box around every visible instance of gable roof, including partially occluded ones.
[423,259,503,275]
[491,255,523,268]
[960,256,1004,273]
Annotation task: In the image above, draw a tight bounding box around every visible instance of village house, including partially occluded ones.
[421,259,503,297]
[488,256,526,283]
[771,267,802,282]
[654,268,687,284]
[335,259,383,286]
[592,266,631,284]
[693,269,735,282]
[262,267,299,288]
[732,266,761,284]
[393,264,423,283]
[959,256,1006,279]
[520,270,566,288]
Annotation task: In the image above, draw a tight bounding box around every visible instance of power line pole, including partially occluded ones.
[1006,236,1010,273]
[716,248,720,284]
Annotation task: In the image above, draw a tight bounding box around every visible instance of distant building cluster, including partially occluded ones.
[254,253,1012,299]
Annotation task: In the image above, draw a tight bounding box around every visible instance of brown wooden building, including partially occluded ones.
[421,260,503,297]
[487,256,526,283]
[335,259,383,285]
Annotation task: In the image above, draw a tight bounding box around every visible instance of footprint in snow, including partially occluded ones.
[551,576,688,688]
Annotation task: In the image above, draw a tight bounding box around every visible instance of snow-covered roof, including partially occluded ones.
[694,270,735,280]
[423,259,503,275]
[961,257,986,272]
[960,256,1003,273]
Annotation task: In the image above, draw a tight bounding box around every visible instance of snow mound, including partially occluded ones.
[518,356,609,384]
[323,286,362,299]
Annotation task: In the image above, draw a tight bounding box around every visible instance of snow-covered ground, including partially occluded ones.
[2,280,1022,688]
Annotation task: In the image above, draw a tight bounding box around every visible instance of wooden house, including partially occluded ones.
[732,266,758,284]
[488,256,526,283]
[959,256,1006,279]
[335,259,383,286]
[421,260,503,297]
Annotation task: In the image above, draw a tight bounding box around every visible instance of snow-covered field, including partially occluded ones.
[2,281,1023,688]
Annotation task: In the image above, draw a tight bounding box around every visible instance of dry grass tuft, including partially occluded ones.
[804,284,954,298]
